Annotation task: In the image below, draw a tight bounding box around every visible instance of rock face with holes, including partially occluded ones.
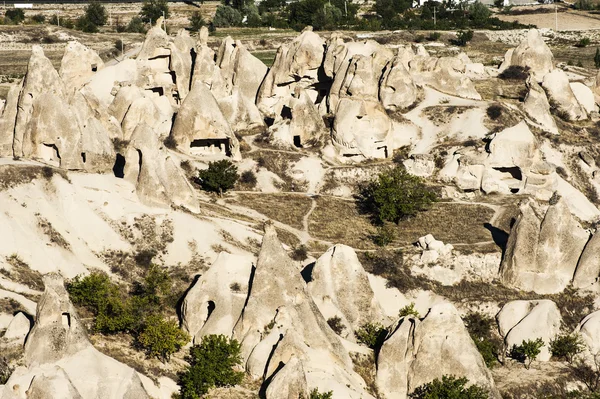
[376,303,500,399]
[499,197,589,294]
[170,83,241,160]
[2,274,152,399]
[181,252,253,342]
[496,300,562,361]
[232,225,373,399]
[499,29,554,81]
[308,244,386,341]
[59,40,104,95]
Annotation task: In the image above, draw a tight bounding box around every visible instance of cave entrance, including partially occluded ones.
[113,154,126,178]
[61,312,71,327]
[40,143,60,167]
[150,87,164,96]
[293,135,302,148]
[190,138,231,156]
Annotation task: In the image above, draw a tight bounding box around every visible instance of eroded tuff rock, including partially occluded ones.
[308,244,386,341]
[232,225,372,398]
[499,29,554,81]
[181,252,253,342]
[2,274,151,399]
[497,300,562,361]
[499,197,590,294]
[576,310,600,360]
[523,76,558,134]
[376,303,500,399]
[59,41,104,95]
[543,69,588,121]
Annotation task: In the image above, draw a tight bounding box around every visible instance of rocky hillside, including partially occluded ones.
[1,18,600,399]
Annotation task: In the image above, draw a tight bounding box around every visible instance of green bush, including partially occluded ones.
[373,223,397,247]
[454,30,474,46]
[212,5,243,27]
[510,338,544,369]
[31,14,46,24]
[399,302,419,318]
[427,31,441,41]
[308,389,334,399]
[409,375,489,399]
[550,333,584,364]
[239,170,257,188]
[76,16,98,33]
[462,312,501,368]
[291,245,308,261]
[355,322,387,349]
[141,0,170,24]
[126,16,146,33]
[576,37,592,48]
[137,315,189,362]
[189,11,205,32]
[178,335,244,398]
[195,160,239,196]
[84,1,107,26]
[498,65,530,80]
[486,104,503,120]
[327,316,345,336]
[357,166,438,224]
[5,9,24,24]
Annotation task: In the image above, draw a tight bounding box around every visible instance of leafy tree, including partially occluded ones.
[76,16,99,33]
[84,1,107,26]
[31,14,46,24]
[288,0,326,29]
[137,315,189,362]
[357,166,438,224]
[355,322,387,349]
[327,316,345,336]
[594,48,600,68]
[140,0,170,24]
[126,16,146,33]
[195,160,239,196]
[212,5,243,27]
[409,375,489,399]
[468,2,491,28]
[510,338,544,369]
[311,3,343,30]
[399,302,420,318]
[189,11,205,32]
[243,4,262,27]
[550,333,585,364]
[178,335,244,398]
[5,9,25,24]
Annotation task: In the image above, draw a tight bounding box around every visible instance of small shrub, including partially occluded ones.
[463,312,501,368]
[427,31,441,41]
[550,333,584,364]
[31,14,45,24]
[291,245,308,261]
[414,34,425,43]
[486,104,503,120]
[229,282,241,292]
[357,166,438,224]
[195,160,239,196]
[308,389,333,399]
[76,16,98,33]
[239,170,257,188]
[576,37,591,48]
[163,135,177,149]
[454,30,474,46]
[0,357,13,385]
[327,316,345,336]
[373,223,397,247]
[114,39,124,53]
[409,375,489,399]
[189,11,205,32]
[355,322,387,349]
[178,335,244,398]
[134,249,157,267]
[510,338,544,369]
[594,48,600,68]
[136,315,189,362]
[570,355,600,393]
[399,302,419,318]
[556,166,569,180]
[498,65,530,80]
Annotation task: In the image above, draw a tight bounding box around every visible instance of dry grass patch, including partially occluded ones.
[474,78,527,102]
[2,254,44,292]
[230,193,312,230]
[0,164,68,190]
[275,227,301,248]
[421,105,476,126]
[309,196,377,250]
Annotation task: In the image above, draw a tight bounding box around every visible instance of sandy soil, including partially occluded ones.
[497,10,600,30]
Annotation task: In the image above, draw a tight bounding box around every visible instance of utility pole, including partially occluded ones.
[162,10,166,32]
[57,11,60,27]
[109,10,111,26]
[434,7,436,27]
[555,3,558,31]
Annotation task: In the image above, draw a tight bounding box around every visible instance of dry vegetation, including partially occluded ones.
[230,193,312,229]
[2,254,44,292]
[0,164,68,190]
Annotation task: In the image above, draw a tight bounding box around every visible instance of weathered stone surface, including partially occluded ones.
[59,41,104,95]
[499,29,554,81]
[523,77,558,134]
[497,300,561,361]
[377,303,499,399]
[543,69,587,121]
[265,357,309,399]
[380,56,418,111]
[573,230,600,289]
